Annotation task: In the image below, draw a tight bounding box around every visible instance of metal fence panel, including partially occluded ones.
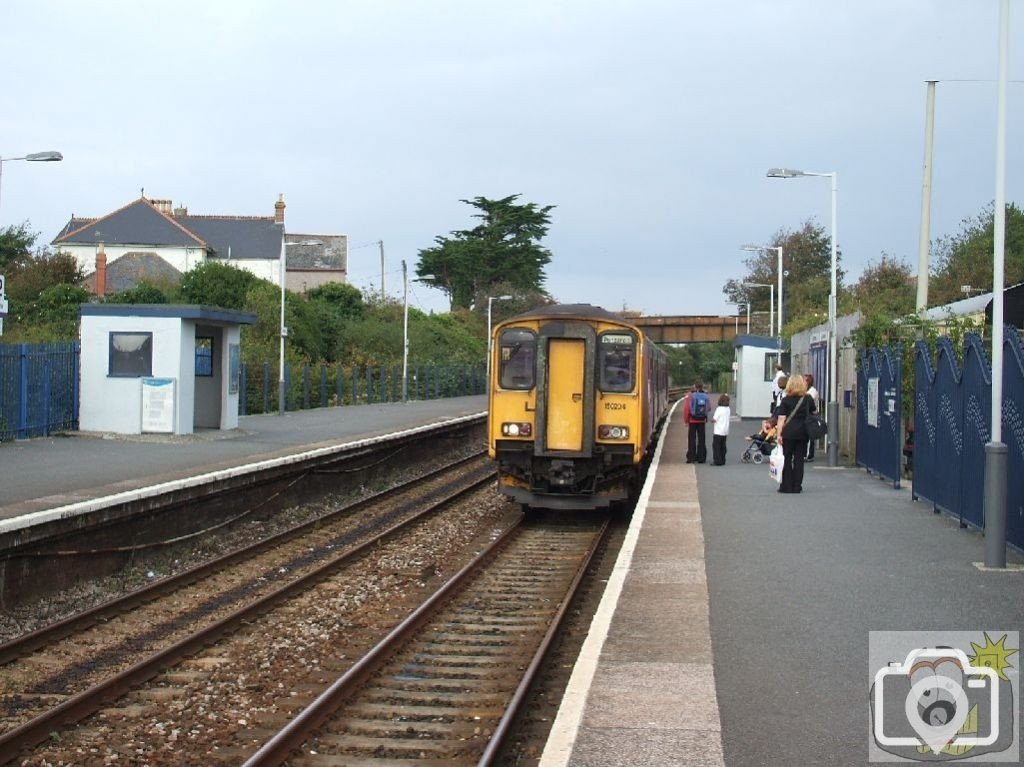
[856,344,902,486]
[959,335,991,529]
[0,341,79,441]
[1004,327,1024,550]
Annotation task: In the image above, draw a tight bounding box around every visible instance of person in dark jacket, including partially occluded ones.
[775,373,816,493]
[683,380,708,464]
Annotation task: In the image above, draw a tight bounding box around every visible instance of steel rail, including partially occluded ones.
[242,518,610,767]
[241,520,524,767]
[477,516,610,765]
[0,464,495,766]
[0,449,486,666]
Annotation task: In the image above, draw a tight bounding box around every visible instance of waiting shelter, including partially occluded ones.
[733,334,785,419]
[79,304,257,435]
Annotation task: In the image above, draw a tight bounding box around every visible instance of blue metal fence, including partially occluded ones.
[0,342,80,441]
[0,340,485,442]
[855,344,902,487]
[913,328,1024,549]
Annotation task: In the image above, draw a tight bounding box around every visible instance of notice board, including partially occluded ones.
[142,377,176,433]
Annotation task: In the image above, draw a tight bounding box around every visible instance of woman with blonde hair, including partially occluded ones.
[775,373,816,493]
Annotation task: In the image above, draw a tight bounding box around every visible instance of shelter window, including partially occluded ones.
[195,337,214,377]
[499,328,537,390]
[599,332,636,392]
[109,332,153,377]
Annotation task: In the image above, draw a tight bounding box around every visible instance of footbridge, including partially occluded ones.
[630,314,738,343]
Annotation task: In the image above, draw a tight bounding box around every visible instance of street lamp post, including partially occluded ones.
[278,232,288,415]
[743,244,784,360]
[767,167,839,467]
[0,151,63,213]
[402,260,409,402]
[486,295,513,383]
[742,282,773,338]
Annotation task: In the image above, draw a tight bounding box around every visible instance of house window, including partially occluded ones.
[195,337,214,377]
[109,332,153,377]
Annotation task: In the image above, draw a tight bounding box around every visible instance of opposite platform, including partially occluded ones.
[0,395,487,528]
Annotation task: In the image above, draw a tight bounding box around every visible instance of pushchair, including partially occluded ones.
[742,431,777,464]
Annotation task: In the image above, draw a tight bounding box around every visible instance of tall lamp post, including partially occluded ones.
[0,151,63,212]
[278,232,288,415]
[486,295,513,383]
[767,167,839,467]
[742,282,773,338]
[743,244,784,361]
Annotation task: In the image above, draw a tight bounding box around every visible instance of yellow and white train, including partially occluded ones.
[487,304,669,510]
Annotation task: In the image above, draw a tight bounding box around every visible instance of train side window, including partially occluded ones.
[499,328,537,390]
[599,332,636,392]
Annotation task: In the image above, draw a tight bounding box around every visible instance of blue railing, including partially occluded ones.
[913,328,1024,549]
[0,342,80,441]
[1,339,485,442]
[856,344,903,487]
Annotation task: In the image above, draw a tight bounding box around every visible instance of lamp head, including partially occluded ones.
[766,167,804,178]
[26,151,62,162]
[741,244,761,252]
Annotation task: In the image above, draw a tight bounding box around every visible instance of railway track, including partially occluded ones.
[0,453,505,765]
[244,517,609,767]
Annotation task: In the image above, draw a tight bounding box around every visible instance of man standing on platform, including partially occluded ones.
[684,380,709,464]
[771,362,787,414]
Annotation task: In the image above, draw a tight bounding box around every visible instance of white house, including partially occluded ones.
[52,195,347,295]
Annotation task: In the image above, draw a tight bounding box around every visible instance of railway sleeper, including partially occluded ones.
[408,652,531,667]
[393,663,512,679]
[311,732,477,757]
[332,716,481,738]
[292,749,456,761]
[364,689,507,706]
[376,677,509,693]
[341,701,504,721]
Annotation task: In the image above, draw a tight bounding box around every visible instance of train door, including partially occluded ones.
[535,322,595,457]
[545,338,585,451]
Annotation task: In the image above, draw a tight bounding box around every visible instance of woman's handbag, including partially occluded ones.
[769,444,784,484]
[806,412,828,440]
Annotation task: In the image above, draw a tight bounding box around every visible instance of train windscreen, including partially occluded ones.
[598,331,636,392]
[499,328,537,390]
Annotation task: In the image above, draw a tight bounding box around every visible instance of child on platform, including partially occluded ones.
[711,393,731,465]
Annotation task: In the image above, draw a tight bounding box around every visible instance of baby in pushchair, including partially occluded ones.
[742,417,778,464]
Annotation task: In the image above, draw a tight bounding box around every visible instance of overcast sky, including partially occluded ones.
[1,1,1020,316]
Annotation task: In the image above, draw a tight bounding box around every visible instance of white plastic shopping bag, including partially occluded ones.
[769,444,784,484]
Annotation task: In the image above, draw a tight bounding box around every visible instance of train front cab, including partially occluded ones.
[489,317,645,510]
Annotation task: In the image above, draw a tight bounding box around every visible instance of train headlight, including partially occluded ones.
[502,422,533,437]
[598,425,630,440]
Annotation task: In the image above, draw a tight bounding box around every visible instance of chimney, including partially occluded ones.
[274,193,286,224]
[95,244,107,296]
[173,205,188,217]
[151,199,172,214]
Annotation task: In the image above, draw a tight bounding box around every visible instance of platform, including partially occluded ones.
[0,395,487,529]
[540,403,1024,767]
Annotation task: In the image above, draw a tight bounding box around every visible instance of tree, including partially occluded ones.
[306,281,365,321]
[0,222,37,270]
[847,254,915,318]
[928,202,1024,307]
[179,262,260,310]
[416,195,555,309]
[105,282,171,304]
[722,220,844,334]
